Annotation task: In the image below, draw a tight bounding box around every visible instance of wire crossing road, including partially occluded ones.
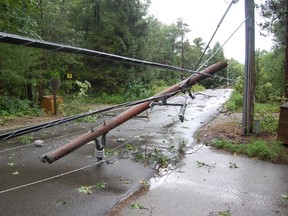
[0,89,239,216]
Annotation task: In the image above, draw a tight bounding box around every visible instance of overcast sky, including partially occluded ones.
[148,0,274,63]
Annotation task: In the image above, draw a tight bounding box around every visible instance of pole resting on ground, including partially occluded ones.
[40,61,228,164]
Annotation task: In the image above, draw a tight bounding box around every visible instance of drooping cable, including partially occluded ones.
[180,2,242,90]
[197,16,249,71]
[194,0,239,71]
[0,32,200,75]
[0,112,180,194]
[0,90,180,142]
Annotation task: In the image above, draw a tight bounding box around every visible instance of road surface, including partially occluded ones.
[1,89,286,216]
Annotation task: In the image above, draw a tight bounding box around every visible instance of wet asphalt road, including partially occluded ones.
[1,89,287,216]
[119,145,288,216]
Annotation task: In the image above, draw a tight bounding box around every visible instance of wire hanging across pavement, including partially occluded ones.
[0,111,181,194]
[0,1,242,142]
[0,89,181,142]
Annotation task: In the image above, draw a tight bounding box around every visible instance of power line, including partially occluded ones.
[0,112,180,194]
[197,16,249,71]
[0,32,200,74]
[0,90,180,142]
[194,0,239,71]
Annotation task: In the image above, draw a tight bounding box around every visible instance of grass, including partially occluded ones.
[224,90,279,134]
[213,139,286,162]
[225,90,243,112]
[225,90,280,113]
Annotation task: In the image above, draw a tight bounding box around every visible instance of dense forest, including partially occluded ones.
[0,0,286,117]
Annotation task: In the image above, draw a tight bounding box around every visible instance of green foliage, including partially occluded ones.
[255,103,279,113]
[76,186,93,194]
[94,182,108,189]
[124,80,151,101]
[196,160,207,168]
[229,162,239,169]
[255,50,285,103]
[192,84,205,92]
[213,139,285,162]
[17,135,33,145]
[129,203,145,210]
[255,103,279,134]
[225,90,243,112]
[61,80,92,116]
[0,0,286,116]
[56,199,67,205]
[75,80,91,97]
[259,0,286,46]
[0,95,42,117]
[92,93,126,104]
[76,182,107,194]
[219,211,232,216]
[282,194,288,200]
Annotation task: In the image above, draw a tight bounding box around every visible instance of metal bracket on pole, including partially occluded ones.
[179,98,187,122]
[150,97,187,122]
[95,132,107,162]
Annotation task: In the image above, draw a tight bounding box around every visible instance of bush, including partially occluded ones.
[255,103,279,134]
[0,95,42,117]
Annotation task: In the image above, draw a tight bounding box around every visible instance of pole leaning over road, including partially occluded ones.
[41,61,228,164]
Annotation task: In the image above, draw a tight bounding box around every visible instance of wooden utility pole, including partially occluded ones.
[41,61,228,163]
[242,0,255,135]
[285,0,288,98]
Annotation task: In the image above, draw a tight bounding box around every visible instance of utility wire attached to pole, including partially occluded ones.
[194,0,239,71]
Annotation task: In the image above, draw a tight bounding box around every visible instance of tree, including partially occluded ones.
[255,49,285,102]
[259,0,288,98]
[175,18,190,68]
[0,0,41,102]
[201,42,226,88]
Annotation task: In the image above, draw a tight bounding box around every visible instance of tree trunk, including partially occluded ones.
[26,83,33,104]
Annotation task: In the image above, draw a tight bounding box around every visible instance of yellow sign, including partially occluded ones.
[67,73,73,79]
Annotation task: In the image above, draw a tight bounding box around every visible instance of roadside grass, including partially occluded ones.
[225,90,243,112]
[225,90,280,114]
[224,89,279,134]
[208,90,287,163]
[212,139,286,162]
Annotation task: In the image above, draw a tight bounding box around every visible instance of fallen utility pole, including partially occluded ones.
[41,61,228,164]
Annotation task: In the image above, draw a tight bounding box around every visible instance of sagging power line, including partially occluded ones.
[0,30,227,164]
[41,61,228,164]
[194,0,239,71]
[0,90,179,142]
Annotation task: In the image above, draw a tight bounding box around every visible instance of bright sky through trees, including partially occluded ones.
[149,0,273,63]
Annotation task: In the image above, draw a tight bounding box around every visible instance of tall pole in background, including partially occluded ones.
[242,0,255,135]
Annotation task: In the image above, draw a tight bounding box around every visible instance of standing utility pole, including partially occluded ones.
[242,0,255,135]
[285,0,288,98]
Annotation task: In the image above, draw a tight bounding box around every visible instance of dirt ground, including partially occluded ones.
[0,104,109,132]
[0,115,60,131]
